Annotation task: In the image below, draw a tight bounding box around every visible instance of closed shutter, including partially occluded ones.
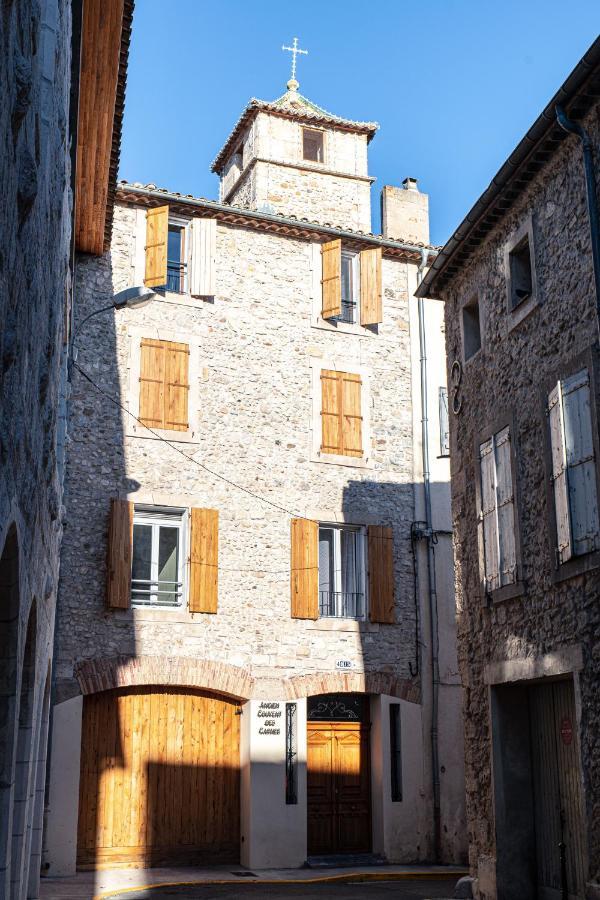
[360,247,383,325]
[479,436,500,592]
[368,525,394,624]
[106,499,133,610]
[144,205,169,288]
[189,508,218,613]
[139,339,189,432]
[549,383,572,564]
[561,369,600,557]
[189,217,217,297]
[494,426,517,586]
[291,518,319,619]
[320,370,363,457]
[321,239,342,319]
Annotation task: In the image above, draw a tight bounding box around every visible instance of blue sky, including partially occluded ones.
[119,1,599,246]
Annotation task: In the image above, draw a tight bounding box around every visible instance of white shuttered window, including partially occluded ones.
[548,369,600,564]
[479,426,517,592]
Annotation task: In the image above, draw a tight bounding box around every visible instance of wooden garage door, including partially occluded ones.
[77,687,240,869]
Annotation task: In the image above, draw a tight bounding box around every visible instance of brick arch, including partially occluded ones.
[75,656,254,701]
[284,671,420,704]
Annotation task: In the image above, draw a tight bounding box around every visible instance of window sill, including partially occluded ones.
[306,618,379,633]
[126,422,199,444]
[311,316,377,337]
[507,293,539,332]
[311,450,373,469]
[463,347,482,367]
[553,549,600,584]
[487,581,525,605]
[155,293,214,310]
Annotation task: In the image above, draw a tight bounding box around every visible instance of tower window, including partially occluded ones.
[508,235,533,309]
[303,128,324,163]
[462,296,481,361]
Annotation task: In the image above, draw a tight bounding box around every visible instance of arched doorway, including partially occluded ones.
[0,525,21,888]
[306,693,371,856]
[77,686,241,868]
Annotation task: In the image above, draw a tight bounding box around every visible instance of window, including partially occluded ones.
[131,507,185,607]
[439,387,450,457]
[285,703,298,804]
[389,704,402,802]
[479,425,518,594]
[303,128,324,163]
[167,223,187,293]
[138,338,189,432]
[318,524,366,619]
[548,368,600,565]
[508,234,533,310]
[320,369,363,457]
[462,297,481,360]
[336,251,360,324]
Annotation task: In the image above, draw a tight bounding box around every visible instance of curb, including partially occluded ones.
[95,869,469,899]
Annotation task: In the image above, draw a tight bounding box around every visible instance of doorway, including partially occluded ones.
[306,693,371,856]
[492,677,586,900]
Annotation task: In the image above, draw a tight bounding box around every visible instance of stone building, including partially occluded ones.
[47,73,466,874]
[0,1,132,897]
[418,36,600,900]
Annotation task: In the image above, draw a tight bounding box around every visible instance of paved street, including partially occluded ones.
[101,880,458,900]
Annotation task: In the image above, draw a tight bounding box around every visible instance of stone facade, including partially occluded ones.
[432,95,600,897]
[0,1,72,896]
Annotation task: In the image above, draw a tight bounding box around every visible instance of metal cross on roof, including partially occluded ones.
[282,37,308,89]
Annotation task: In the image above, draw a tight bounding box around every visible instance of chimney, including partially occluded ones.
[381,177,429,245]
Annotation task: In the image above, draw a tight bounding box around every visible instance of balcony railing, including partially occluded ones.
[333,298,357,325]
[131,578,182,607]
[319,590,364,619]
[165,261,187,294]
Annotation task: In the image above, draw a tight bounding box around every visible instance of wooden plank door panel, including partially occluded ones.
[334,728,371,853]
[307,727,335,855]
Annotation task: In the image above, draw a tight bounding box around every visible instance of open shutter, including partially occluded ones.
[494,426,517,586]
[321,239,342,319]
[189,508,218,613]
[189,217,217,297]
[139,339,189,432]
[144,205,169,288]
[561,369,600,556]
[341,372,363,457]
[549,383,572,564]
[106,499,133,610]
[360,247,382,325]
[290,518,319,619]
[164,341,190,431]
[368,525,394,624]
[321,369,342,455]
[479,437,499,592]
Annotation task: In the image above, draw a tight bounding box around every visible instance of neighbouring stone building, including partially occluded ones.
[418,35,600,900]
[46,74,466,874]
[0,1,132,897]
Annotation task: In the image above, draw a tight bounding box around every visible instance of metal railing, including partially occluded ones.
[319,590,364,619]
[131,578,182,607]
[333,298,357,324]
[165,261,187,294]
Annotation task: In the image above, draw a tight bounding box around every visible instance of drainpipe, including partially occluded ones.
[555,105,600,343]
[416,247,441,862]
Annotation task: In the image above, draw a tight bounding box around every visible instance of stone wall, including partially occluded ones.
[0,0,72,895]
[56,201,418,702]
[441,103,600,892]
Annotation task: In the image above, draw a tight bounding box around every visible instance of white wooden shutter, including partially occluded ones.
[561,369,600,557]
[494,426,517,586]
[479,436,499,592]
[549,382,572,564]
[189,217,217,297]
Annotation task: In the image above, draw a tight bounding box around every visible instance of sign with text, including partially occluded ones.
[257,701,282,736]
[335,659,355,670]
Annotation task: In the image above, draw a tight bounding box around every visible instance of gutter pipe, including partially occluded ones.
[416,248,441,862]
[556,105,600,343]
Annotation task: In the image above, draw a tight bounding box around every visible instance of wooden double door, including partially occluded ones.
[307,720,371,855]
[77,687,240,868]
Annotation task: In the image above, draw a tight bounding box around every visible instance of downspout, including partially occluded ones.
[556,105,600,342]
[416,247,441,862]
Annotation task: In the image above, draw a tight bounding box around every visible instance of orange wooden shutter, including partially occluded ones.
[360,247,383,325]
[106,499,133,610]
[321,239,342,319]
[368,526,394,624]
[144,205,169,287]
[139,339,189,432]
[290,518,319,619]
[189,508,218,614]
[321,370,363,457]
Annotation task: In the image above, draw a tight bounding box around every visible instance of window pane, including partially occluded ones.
[132,523,152,602]
[167,226,182,265]
[340,529,360,616]
[341,255,352,302]
[319,529,334,616]
[158,525,179,603]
